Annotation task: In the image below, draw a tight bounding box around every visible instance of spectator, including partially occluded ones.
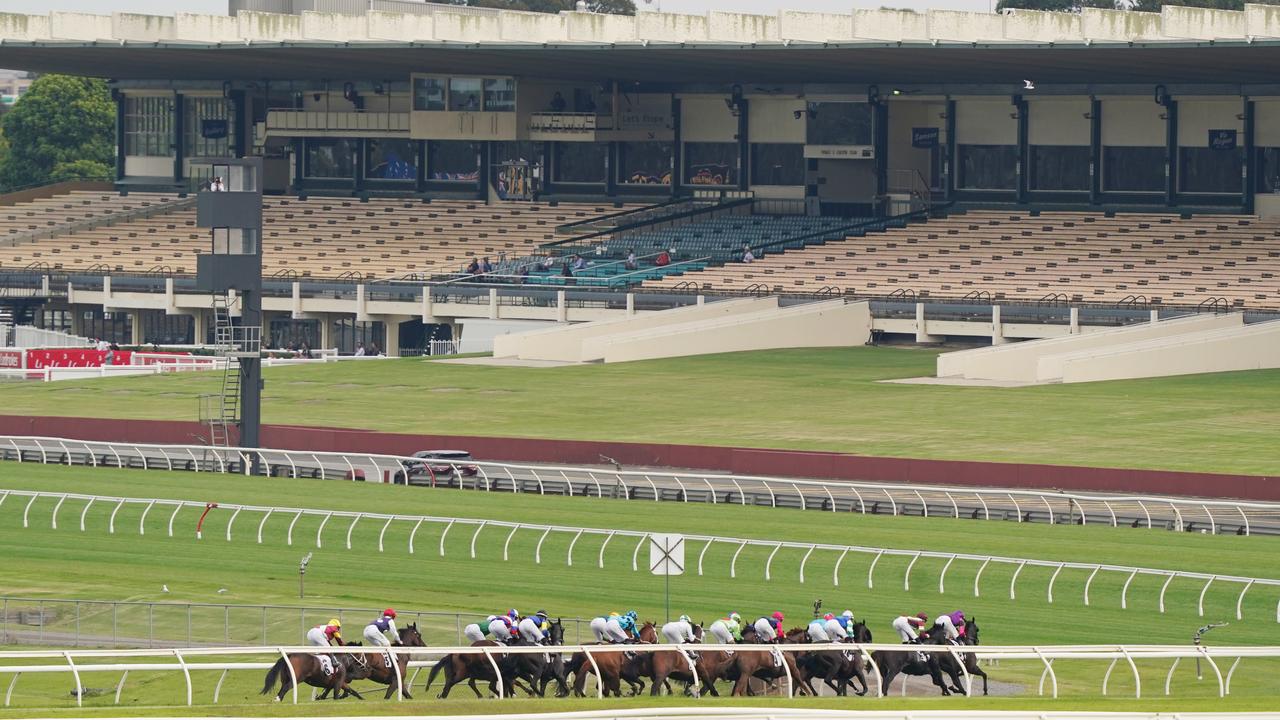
[480,256,494,273]
[561,260,573,278]
[465,258,480,275]
[95,338,110,351]
[572,254,587,271]
[368,342,380,356]
[300,342,312,359]
[518,264,530,278]
[654,250,671,267]
[742,245,755,263]
[210,176,226,192]
[550,91,567,113]
[354,344,366,357]
[624,249,638,271]
[465,94,479,111]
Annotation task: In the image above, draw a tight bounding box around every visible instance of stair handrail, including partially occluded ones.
[540,197,754,251]
[730,206,935,264]
[552,198,686,235]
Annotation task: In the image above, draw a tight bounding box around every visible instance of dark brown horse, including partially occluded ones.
[795,620,872,696]
[261,647,364,702]
[344,624,425,700]
[644,623,703,696]
[726,627,808,697]
[568,622,656,697]
[426,639,508,699]
[872,619,986,696]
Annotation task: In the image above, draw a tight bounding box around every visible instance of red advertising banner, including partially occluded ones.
[0,349,24,370]
[24,349,134,369]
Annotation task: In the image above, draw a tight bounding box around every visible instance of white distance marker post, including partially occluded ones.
[650,533,685,623]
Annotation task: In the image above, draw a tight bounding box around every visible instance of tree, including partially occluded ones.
[996,0,1120,11]
[445,0,636,15]
[0,74,114,191]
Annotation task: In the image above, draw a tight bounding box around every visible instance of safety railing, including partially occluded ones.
[3,488,1278,624]
[1,436,1276,536]
[0,642,1272,706]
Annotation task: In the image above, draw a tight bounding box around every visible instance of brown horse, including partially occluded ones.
[727,626,808,697]
[645,623,704,696]
[339,624,425,700]
[261,649,364,702]
[426,639,508,699]
[568,622,657,697]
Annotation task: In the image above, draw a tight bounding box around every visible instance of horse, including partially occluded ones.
[261,643,364,702]
[933,618,988,696]
[725,626,808,697]
[644,622,704,696]
[796,620,872,696]
[507,619,570,697]
[326,624,424,700]
[568,621,656,697]
[426,639,508,699]
[872,619,974,696]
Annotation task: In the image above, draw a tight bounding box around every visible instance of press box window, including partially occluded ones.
[449,78,482,112]
[413,78,446,111]
[483,79,515,112]
[211,227,258,255]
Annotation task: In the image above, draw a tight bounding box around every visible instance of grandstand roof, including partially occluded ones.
[3,6,1280,84]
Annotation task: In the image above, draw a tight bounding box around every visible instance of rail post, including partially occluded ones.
[583,646,603,699]
[174,649,193,706]
[64,651,83,707]
[480,646,504,699]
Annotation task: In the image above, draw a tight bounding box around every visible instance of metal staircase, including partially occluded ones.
[200,293,260,448]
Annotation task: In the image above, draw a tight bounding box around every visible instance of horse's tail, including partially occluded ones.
[426,653,450,690]
[261,657,285,695]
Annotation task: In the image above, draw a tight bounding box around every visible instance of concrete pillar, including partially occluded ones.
[696,295,705,306]
[1150,309,1159,323]
[422,286,436,323]
[319,313,332,350]
[291,281,302,318]
[556,290,567,323]
[626,293,635,316]
[1069,306,1080,334]
[70,308,85,338]
[488,288,499,320]
[130,310,145,345]
[384,319,401,357]
[915,302,941,343]
[991,305,1007,345]
[103,275,112,299]
[192,310,208,345]
[355,284,367,320]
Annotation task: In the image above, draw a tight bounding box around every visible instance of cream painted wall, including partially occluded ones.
[816,158,876,202]
[1058,320,1280,384]
[1101,98,1165,146]
[124,156,174,177]
[748,98,805,144]
[1256,100,1280,147]
[681,95,737,143]
[955,99,1016,145]
[1028,99,1090,146]
[886,100,945,182]
[1177,98,1243,146]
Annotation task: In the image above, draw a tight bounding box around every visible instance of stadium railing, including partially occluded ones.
[3,488,1278,625]
[0,642,1267,706]
[0,435,1274,537]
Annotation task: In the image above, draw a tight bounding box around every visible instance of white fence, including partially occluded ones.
[0,642,1270,707]
[3,488,1278,624]
[2,326,92,349]
[3,435,1277,536]
[0,354,381,381]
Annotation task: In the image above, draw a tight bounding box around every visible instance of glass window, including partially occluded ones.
[1180,147,1242,194]
[212,227,258,255]
[483,78,515,113]
[618,142,671,185]
[684,142,738,186]
[183,97,235,158]
[449,78,482,112]
[365,139,417,180]
[304,139,355,179]
[554,142,606,184]
[957,144,1016,190]
[124,96,175,157]
[413,78,445,111]
[1257,147,1280,193]
[1104,146,1165,192]
[806,102,873,146]
[750,143,805,186]
[428,141,479,182]
[1030,146,1089,192]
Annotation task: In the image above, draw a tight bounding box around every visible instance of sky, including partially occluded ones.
[3,0,997,17]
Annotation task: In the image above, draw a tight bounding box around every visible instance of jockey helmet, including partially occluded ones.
[508,609,519,619]
[679,614,691,623]
[609,611,620,617]
[730,612,741,622]
[771,611,784,622]
[842,610,854,618]
[328,618,341,628]
[916,612,929,621]
[823,613,835,621]
[383,608,397,618]
[536,609,548,618]
[626,610,638,620]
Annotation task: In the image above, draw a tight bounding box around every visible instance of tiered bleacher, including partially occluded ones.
[645,211,1280,307]
[0,196,640,280]
[1,191,181,242]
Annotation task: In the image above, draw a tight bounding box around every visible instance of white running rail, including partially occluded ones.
[0,643,1271,706]
[2,435,1277,536]
[3,488,1278,623]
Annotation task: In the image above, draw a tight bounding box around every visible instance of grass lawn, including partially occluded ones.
[0,464,1276,712]
[0,347,1278,475]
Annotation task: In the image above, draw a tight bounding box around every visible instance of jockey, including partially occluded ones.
[660,614,697,644]
[934,610,965,642]
[487,614,516,644]
[306,618,342,647]
[363,608,398,648]
[517,610,550,644]
[463,615,500,644]
[592,612,635,643]
[806,615,831,643]
[893,613,929,643]
[753,611,785,642]
[823,612,849,642]
[708,612,742,645]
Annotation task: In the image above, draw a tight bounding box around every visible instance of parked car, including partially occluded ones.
[395,450,479,485]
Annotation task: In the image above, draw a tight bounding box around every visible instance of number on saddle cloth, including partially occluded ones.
[319,655,334,676]
[769,647,783,667]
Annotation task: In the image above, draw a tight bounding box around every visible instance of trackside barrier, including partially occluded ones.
[2,435,1276,536]
[3,489,1279,624]
[0,643,1272,706]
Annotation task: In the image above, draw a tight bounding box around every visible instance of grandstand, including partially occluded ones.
[1,190,184,243]
[647,211,1280,307]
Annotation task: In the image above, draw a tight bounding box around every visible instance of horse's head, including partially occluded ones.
[691,623,704,642]
[963,617,980,645]
[548,618,564,645]
[784,627,808,643]
[639,622,657,643]
[398,623,425,648]
[850,620,872,644]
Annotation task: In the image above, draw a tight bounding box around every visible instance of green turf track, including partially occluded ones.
[1,347,1279,474]
[0,464,1276,713]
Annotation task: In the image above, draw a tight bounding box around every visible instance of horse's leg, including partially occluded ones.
[967,659,989,696]
[927,660,952,696]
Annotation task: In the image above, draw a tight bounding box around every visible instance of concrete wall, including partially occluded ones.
[456,318,555,354]
[748,97,805,144]
[937,312,1242,382]
[1028,99,1091,146]
[1102,98,1165,147]
[680,95,737,143]
[495,297,773,362]
[588,299,870,364]
[1177,98,1243,146]
[955,99,1017,146]
[1058,319,1280,383]
[0,6,1272,45]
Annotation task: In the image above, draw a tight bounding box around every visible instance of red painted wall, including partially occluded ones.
[0,414,1273,501]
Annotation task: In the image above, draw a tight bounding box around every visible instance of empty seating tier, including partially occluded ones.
[1,190,180,241]
[0,197,638,280]
[644,210,1280,308]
